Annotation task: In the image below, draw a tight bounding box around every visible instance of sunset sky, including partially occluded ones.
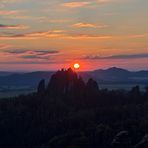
[0,0,148,71]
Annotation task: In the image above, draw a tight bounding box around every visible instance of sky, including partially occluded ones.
[0,0,148,71]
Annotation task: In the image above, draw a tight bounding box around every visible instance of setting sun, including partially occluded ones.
[74,63,80,69]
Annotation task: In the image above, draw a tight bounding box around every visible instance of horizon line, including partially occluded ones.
[1,66,148,73]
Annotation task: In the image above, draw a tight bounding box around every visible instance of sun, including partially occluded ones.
[74,63,80,69]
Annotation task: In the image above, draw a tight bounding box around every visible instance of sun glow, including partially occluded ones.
[74,63,80,69]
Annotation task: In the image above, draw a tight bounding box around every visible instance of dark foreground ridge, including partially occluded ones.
[0,68,148,148]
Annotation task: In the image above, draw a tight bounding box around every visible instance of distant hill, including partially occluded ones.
[0,72,17,76]
[89,67,148,84]
[0,71,54,86]
[0,67,148,87]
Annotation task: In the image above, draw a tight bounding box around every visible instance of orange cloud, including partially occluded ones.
[66,34,112,40]
[20,32,148,40]
[0,24,29,29]
[62,2,91,8]
[0,10,32,20]
[0,44,10,49]
[0,30,66,40]
[0,10,18,15]
[45,19,71,23]
[72,22,108,28]
[127,33,148,39]
[0,29,112,40]
[27,30,65,38]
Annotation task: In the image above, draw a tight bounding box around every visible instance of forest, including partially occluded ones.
[0,68,148,148]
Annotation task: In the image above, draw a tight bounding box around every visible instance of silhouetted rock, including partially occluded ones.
[47,68,79,96]
[37,79,45,95]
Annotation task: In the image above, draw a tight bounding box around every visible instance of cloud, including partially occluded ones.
[41,19,71,23]
[3,15,31,20]
[127,33,148,39]
[0,10,18,15]
[0,30,65,40]
[2,30,147,41]
[61,0,122,9]
[4,49,59,55]
[0,10,33,20]
[0,0,24,8]
[0,49,61,64]
[83,53,148,60]
[21,55,50,60]
[4,49,29,54]
[0,61,57,64]
[0,24,29,29]
[97,0,115,4]
[65,34,112,40]
[3,49,60,60]
[0,30,112,40]
[72,22,108,28]
[62,2,91,8]
[0,44,10,49]
[25,30,66,38]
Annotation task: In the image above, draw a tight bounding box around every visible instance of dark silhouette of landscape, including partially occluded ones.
[1,67,148,86]
[0,68,148,148]
[0,67,148,98]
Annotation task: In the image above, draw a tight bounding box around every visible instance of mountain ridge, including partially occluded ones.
[0,67,147,87]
